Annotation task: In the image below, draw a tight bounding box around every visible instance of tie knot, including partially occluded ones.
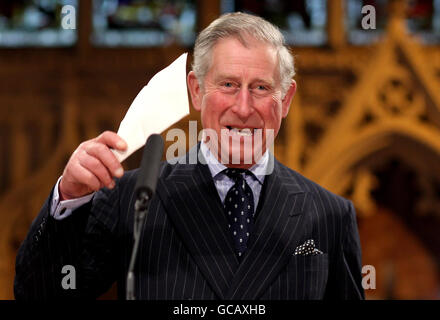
[223,168,249,181]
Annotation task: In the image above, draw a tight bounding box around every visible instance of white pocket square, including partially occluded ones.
[294,239,323,256]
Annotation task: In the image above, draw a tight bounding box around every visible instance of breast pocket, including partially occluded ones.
[286,254,329,300]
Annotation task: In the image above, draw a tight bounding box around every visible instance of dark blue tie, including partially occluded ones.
[223,168,255,259]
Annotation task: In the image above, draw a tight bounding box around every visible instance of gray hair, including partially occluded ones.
[192,12,295,95]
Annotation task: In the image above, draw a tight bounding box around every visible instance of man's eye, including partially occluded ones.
[224,82,233,87]
[257,85,267,90]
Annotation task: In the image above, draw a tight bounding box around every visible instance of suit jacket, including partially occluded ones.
[15,148,365,300]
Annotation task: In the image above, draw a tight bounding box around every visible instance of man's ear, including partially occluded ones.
[187,71,202,112]
[281,80,297,118]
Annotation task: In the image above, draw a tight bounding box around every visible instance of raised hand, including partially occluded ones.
[59,131,127,200]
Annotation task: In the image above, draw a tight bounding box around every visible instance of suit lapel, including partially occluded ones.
[226,160,310,299]
[156,149,239,299]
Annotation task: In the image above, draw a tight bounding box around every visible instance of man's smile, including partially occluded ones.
[224,126,263,136]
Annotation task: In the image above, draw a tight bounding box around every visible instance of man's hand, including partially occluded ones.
[59,131,127,200]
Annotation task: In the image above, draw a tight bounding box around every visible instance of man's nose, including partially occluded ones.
[231,87,254,120]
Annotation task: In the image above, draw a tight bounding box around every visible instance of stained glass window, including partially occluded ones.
[92,0,196,47]
[221,0,327,46]
[0,0,77,47]
[407,0,440,43]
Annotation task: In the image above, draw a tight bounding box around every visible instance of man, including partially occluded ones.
[15,12,364,300]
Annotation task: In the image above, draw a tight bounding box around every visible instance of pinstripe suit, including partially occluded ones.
[15,146,365,300]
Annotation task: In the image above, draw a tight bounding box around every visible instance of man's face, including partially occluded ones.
[188,36,296,168]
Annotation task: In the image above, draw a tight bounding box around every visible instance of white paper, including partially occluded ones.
[113,53,190,162]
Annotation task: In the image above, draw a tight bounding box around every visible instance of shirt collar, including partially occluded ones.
[200,141,269,185]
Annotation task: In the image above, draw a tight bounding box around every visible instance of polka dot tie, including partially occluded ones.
[223,168,255,260]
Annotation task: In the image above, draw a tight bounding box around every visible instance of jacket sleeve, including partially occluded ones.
[14,183,121,300]
[325,200,365,299]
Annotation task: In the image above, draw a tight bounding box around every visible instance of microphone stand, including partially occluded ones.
[126,191,150,300]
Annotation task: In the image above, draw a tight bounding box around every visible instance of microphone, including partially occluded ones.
[134,134,164,200]
[127,133,164,300]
